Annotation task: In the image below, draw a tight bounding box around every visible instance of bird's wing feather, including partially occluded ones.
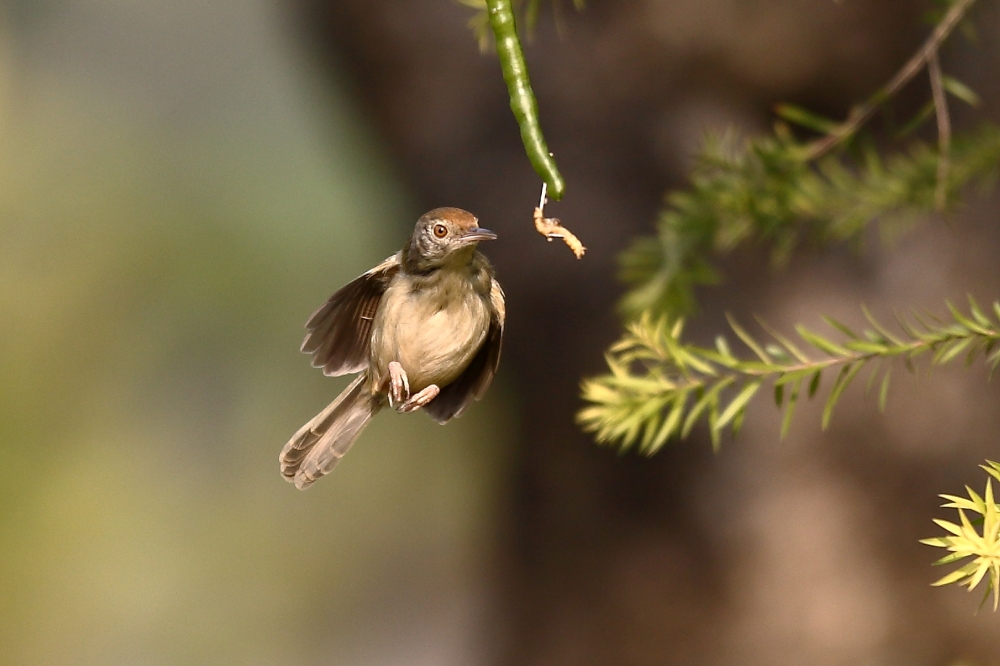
[422,278,505,424]
[301,254,400,376]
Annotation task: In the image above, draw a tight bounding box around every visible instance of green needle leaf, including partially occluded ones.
[728,314,771,363]
[822,362,862,429]
[878,369,892,412]
[808,370,822,398]
[717,380,762,430]
[941,74,981,107]
[780,378,802,439]
[775,103,839,133]
[797,325,850,357]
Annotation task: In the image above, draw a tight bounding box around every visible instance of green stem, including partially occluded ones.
[486,0,566,199]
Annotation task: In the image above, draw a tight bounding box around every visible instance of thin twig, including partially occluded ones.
[804,0,976,161]
[928,49,952,211]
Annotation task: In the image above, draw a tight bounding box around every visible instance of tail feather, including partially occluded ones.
[280,374,379,489]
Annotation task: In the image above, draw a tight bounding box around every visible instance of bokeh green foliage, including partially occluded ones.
[579,299,1000,453]
[923,461,1000,611]
[618,124,1000,317]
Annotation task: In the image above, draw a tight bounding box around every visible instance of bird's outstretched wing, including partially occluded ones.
[423,278,505,424]
[301,254,400,376]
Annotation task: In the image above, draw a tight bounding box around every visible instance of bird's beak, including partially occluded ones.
[458,227,497,244]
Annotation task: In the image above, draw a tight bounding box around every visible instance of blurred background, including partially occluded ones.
[2,0,1000,664]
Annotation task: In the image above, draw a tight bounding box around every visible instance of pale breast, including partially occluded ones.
[370,270,490,392]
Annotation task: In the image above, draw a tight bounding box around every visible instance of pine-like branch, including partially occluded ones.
[619,0,995,319]
[921,461,1000,611]
[619,124,1000,318]
[578,298,1000,454]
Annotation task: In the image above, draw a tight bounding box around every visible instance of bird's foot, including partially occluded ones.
[387,361,410,408]
[397,384,440,413]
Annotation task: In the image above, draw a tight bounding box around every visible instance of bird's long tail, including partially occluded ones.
[280,374,379,489]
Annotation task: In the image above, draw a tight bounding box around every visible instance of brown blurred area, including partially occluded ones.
[289,1,1000,664]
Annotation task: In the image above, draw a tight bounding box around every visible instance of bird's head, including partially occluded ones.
[404,207,496,272]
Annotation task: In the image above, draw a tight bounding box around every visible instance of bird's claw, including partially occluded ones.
[387,361,410,407]
[397,384,440,413]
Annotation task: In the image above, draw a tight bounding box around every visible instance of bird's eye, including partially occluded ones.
[433,223,448,239]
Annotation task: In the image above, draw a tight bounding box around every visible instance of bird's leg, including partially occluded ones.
[387,361,410,408]
[398,384,440,414]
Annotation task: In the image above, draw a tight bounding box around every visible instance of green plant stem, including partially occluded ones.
[486,0,566,199]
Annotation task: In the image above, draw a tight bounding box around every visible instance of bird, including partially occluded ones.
[280,207,505,489]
